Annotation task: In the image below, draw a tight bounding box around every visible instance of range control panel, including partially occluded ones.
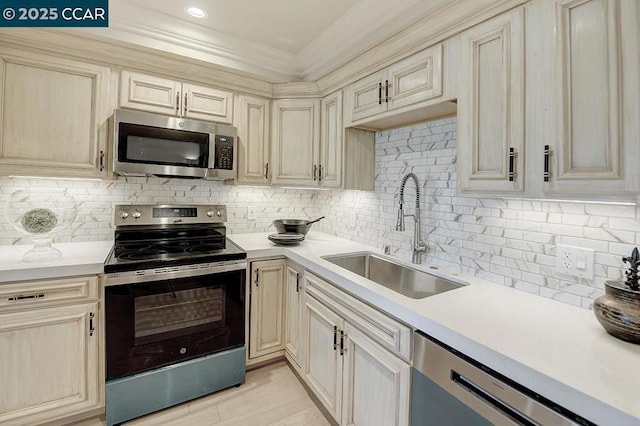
[114,205,227,227]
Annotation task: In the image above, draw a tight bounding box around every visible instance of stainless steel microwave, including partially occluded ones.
[112,109,237,180]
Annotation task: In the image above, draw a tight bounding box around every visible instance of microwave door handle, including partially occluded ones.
[208,134,216,169]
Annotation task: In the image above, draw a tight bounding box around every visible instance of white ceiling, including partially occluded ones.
[125,0,361,54]
[76,0,451,82]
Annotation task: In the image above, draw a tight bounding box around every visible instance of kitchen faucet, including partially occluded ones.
[396,172,427,264]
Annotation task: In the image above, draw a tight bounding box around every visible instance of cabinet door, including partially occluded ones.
[303,294,343,422]
[349,71,387,122]
[249,259,286,359]
[235,94,271,185]
[0,51,110,178]
[341,323,411,426]
[120,70,181,116]
[183,83,233,124]
[271,99,320,186]
[0,303,101,425]
[387,44,443,111]
[320,91,343,188]
[457,9,525,193]
[284,266,303,369]
[543,0,640,194]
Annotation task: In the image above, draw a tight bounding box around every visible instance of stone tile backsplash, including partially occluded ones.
[311,117,640,309]
[1,116,638,309]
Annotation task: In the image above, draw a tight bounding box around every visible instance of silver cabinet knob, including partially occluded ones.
[119,210,129,219]
[132,210,142,219]
[206,211,214,218]
[216,210,223,217]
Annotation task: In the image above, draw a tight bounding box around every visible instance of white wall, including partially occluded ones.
[1,116,638,309]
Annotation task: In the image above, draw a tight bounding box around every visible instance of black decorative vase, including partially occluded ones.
[593,281,640,344]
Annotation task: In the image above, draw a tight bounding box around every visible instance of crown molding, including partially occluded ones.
[314,0,529,94]
[296,0,451,82]
[0,29,274,97]
[77,0,301,83]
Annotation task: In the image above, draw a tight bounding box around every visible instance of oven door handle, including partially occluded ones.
[105,260,247,286]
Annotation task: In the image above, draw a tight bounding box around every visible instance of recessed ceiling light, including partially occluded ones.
[185,6,207,18]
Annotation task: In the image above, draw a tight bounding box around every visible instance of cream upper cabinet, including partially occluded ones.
[537,0,640,195]
[0,49,110,179]
[271,98,321,186]
[347,44,443,124]
[0,275,101,426]
[320,91,343,188]
[234,94,271,185]
[349,71,388,123]
[457,8,525,193]
[284,265,304,370]
[249,259,286,359]
[120,70,233,123]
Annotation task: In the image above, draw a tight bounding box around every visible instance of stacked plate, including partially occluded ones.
[268,233,305,246]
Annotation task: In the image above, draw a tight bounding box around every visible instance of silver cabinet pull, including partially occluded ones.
[543,145,551,182]
[99,150,105,172]
[318,165,323,182]
[255,268,259,286]
[333,326,338,350]
[508,148,516,182]
[295,273,300,292]
[313,164,318,181]
[339,330,348,355]
[378,82,383,105]
[8,293,45,301]
[184,93,188,114]
[176,92,180,113]
[385,79,390,103]
[264,163,269,180]
[89,312,95,336]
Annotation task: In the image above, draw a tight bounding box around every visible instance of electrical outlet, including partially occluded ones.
[247,206,258,220]
[555,244,594,279]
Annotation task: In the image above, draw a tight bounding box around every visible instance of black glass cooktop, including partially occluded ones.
[104,224,246,273]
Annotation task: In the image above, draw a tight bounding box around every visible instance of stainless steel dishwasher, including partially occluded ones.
[411,331,594,426]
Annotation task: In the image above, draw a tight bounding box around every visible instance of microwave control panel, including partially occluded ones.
[215,136,234,170]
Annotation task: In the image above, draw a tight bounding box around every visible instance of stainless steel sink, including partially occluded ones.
[322,252,466,299]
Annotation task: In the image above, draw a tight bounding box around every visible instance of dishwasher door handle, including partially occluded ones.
[451,370,536,426]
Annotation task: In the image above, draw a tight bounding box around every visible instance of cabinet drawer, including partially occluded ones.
[0,276,99,311]
[304,272,412,362]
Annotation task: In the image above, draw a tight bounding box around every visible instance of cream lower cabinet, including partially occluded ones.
[248,259,286,361]
[303,272,411,426]
[0,48,110,178]
[120,70,234,123]
[284,264,304,370]
[0,276,102,426]
[234,94,271,185]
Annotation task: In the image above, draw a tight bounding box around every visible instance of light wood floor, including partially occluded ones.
[123,361,333,426]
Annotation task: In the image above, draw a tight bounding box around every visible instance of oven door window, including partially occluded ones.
[118,123,209,168]
[105,269,244,380]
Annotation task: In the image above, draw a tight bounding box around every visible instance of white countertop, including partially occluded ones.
[0,241,113,283]
[229,231,640,426]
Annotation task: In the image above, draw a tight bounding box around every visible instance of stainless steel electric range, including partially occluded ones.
[103,204,247,426]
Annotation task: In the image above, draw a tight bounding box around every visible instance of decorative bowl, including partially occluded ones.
[4,189,77,261]
[593,280,640,344]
